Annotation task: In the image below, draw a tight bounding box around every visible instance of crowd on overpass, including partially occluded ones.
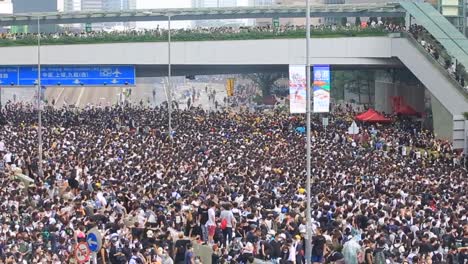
[0,21,396,44]
[408,25,468,92]
[0,99,466,264]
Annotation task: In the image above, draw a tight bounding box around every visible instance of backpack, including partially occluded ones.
[220,218,228,230]
[373,249,386,264]
[331,252,345,264]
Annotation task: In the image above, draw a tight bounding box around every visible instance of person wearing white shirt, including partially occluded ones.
[3,151,12,164]
[206,201,217,245]
[220,203,236,247]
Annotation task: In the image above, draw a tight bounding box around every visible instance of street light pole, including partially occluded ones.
[37,16,43,178]
[167,15,173,141]
[305,0,312,263]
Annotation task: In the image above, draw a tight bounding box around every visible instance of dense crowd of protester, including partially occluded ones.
[0,99,466,264]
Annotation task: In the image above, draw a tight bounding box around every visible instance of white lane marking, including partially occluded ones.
[55,87,65,105]
[75,87,86,107]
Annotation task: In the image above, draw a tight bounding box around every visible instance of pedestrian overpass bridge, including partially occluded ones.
[0,33,466,147]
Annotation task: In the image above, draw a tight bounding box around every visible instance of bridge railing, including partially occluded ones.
[0,26,389,47]
[403,31,468,97]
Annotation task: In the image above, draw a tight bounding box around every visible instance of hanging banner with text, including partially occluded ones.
[313,65,331,113]
[289,65,307,113]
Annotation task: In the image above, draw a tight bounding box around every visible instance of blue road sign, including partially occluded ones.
[0,65,135,86]
[0,67,19,86]
[86,232,101,253]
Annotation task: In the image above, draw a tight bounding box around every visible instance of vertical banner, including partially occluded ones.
[313,65,331,113]
[289,65,307,113]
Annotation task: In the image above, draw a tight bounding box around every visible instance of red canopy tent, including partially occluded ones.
[355,109,393,123]
[395,104,420,116]
[391,96,421,116]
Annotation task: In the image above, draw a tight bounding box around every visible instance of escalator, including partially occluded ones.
[396,2,468,148]
[400,2,468,68]
[391,32,468,148]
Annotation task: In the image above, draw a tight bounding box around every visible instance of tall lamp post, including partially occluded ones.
[167,15,173,141]
[305,0,312,263]
[37,16,43,177]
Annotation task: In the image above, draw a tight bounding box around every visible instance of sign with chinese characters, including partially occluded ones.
[313,65,331,113]
[0,67,19,86]
[0,65,135,86]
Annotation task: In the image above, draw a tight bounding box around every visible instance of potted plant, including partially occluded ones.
[464,112,468,120]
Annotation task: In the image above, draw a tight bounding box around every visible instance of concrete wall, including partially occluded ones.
[0,37,397,66]
[431,94,454,140]
[374,70,425,114]
[398,83,425,113]
[453,115,468,150]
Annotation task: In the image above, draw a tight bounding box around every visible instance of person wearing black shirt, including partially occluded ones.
[280,240,291,264]
[109,242,127,264]
[363,240,374,264]
[198,203,209,243]
[419,235,433,255]
[447,246,460,264]
[211,245,221,264]
[173,234,191,264]
[67,176,79,190]
[258,236,272,261]
[327,245,345,264]
[142,230,157,250]
[311,228,326,264]
[270,234,283,261]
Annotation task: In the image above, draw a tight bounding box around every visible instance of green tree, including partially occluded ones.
[244,73,283,97]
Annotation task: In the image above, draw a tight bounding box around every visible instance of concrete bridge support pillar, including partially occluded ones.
[374,70,396,114]
[430,94,454,140]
